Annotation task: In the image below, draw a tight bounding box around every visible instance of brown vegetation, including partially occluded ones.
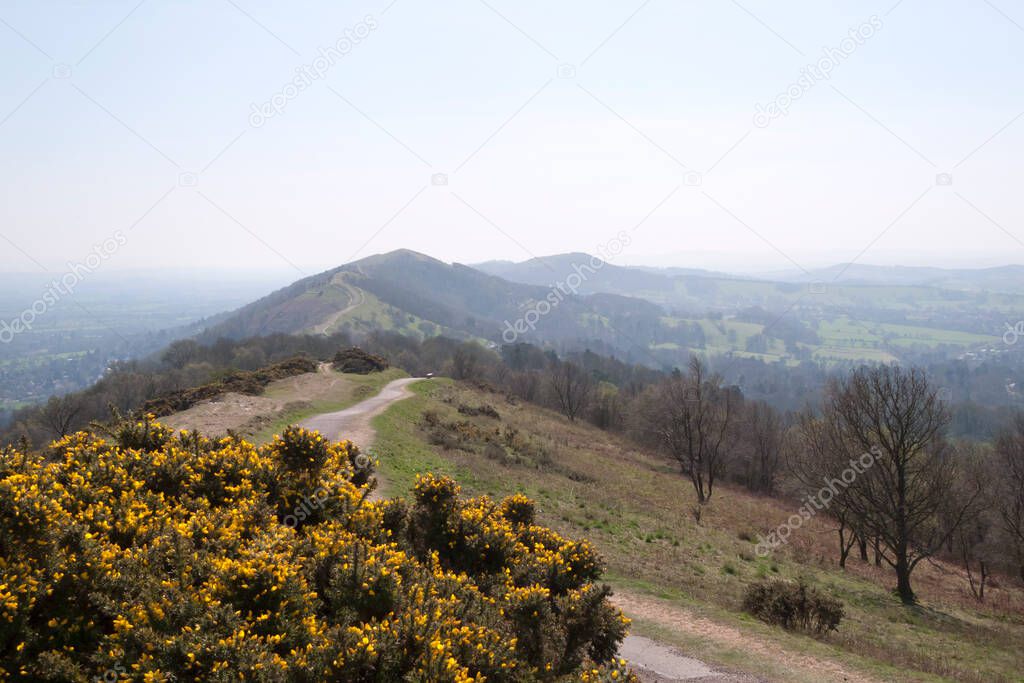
[332,346,390,374]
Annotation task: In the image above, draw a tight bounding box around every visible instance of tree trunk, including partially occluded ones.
[895,550,916,605]
[691,471,707,504]
[857,534,868,562]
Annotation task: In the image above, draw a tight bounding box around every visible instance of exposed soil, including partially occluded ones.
[162,365,353,438]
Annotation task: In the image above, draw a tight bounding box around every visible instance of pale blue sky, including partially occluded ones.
[1,0,1022,275]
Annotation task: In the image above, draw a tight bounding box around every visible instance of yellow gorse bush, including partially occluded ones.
[0,418,635,681]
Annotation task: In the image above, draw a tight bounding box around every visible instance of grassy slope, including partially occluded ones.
[370,380,1024,683]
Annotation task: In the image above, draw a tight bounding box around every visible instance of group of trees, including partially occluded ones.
[435,340,1023,607]
[786,366,1024,604]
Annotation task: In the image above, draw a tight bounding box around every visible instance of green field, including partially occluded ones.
[654,313,1000,365]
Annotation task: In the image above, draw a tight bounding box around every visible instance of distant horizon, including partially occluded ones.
[3,248,1024,280]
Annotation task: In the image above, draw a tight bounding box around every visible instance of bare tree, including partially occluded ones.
[450,343,485,380]
[161,339,201,369]
[955,513,995,601]
[548,361,594,422]
[995,415,1024,583]
[589,382,623,431]
[793,416,869,569]
[741,401,786,495]
[509,371,541,402]
[646,356,740,504]
[35,394,85,439]
[820,365,979,604]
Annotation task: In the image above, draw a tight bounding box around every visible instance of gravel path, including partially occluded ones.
[298,377,419,448]
[621,636,761,682]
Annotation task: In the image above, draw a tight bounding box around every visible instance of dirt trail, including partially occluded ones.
[311,280,364,335]
[614,591,879,683]
[298,377,418,452]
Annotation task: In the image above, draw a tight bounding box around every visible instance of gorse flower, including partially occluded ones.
[0,417,635,681]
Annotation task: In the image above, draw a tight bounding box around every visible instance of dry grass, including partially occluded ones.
[372,380,1024,682]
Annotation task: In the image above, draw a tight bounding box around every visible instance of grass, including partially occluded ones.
[249,367,407,444]
[371,379,1024,682]
[658,312,993,366]
[366,378,485,498]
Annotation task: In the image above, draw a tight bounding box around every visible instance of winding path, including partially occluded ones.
[311,282,365,336]
[298,377,419,449]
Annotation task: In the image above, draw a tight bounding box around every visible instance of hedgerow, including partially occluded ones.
[0,417,635,681]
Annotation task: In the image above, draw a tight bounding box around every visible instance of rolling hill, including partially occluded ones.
[763,263,1024,293]
[199,250,669,364]
[195,250,1024,377]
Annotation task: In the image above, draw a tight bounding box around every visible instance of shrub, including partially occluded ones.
[742,578,844,635]
[458,403,501,419]
[0,418,635,681]
[332,347,389,374]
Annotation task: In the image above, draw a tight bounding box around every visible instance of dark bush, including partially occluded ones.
[742,578,844,635]
[458,403,501,419]
[332,347,389,374]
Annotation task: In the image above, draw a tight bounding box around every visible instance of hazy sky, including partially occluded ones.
[1,0,1022,277]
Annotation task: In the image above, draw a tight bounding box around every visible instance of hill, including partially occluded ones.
[474,253,1024,368]
[157,365,1024,682]
[765,263,1024,293]
[473,253,680,298]
[200,249,669,364]
[368,379,1024,682]
[193,250,1024,389]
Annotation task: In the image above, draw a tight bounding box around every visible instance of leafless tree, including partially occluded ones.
[548,361,594,422]
[820,365,979,604]
[645,356,740,504]
[161,339,201,369]
[793,416,869,569]
[995,415,1024,583]
[740,401,787,495]
[450,343,484,380]
[589,383,623,431]
[35,394,85,439]
[509,371,541,402]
